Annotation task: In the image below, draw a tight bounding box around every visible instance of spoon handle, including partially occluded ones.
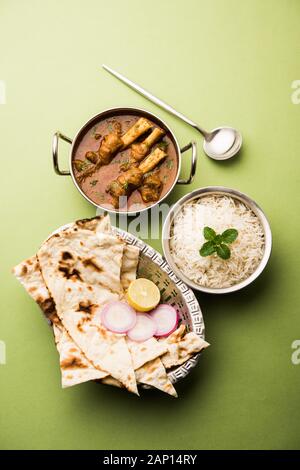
[102,64,209,139]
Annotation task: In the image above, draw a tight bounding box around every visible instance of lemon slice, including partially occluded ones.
[127,278,160,312]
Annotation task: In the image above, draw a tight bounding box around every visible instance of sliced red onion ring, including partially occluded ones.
[101,301,137,334]
[150,304,179,337]
[127,313,157,342]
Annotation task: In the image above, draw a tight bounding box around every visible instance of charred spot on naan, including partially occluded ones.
[97,325,108,340]
[60,356,88,370]
[147,364,157,374]
[93,325,118,343]
[21,264,28,275]
[58,266,83,281]
[37,296,56,317]
[76,304,100,330]
[82,257,103,272]
[76,301,98,315]
[59,250,76,264]
[61,251,73,261]
[75,215,104,231]
[28,286,37,293]
[58,250,83,280]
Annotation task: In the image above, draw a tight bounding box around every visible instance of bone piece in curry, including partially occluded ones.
[107,167,144,206]
[120,117,152,149]
[77,118,152,183]
[107,148,167,207]
[138,147,167,173]
[97,117,152,164]
[123,127,165,168]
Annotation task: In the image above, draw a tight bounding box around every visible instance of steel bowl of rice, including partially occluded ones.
[162,186,272,294]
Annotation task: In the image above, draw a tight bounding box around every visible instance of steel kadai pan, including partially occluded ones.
[52,107,198,215]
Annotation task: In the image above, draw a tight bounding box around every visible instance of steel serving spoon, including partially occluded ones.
[102,64,242,160]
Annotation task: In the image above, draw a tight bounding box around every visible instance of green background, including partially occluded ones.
[1,0,299,450]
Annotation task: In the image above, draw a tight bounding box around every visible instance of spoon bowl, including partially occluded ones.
[203,127,242,160]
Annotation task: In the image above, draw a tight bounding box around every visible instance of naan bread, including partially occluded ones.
[76,215,111,233]
[127,337,168,370]
[12,216,114,389]
[13,256,57,325]
[37,222,138,394]
[106,336,177,396]
[13,217,141,392]
[13,216,206,398]
[53,323,107,387]
[127,337,176,397]
[12,255,108,385]
[160,325,210,369]
[101,376,123,388]
[120,245,140,290]
[135,358,177,398]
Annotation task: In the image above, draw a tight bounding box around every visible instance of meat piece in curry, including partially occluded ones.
[126,127,165,167]
[85,151,98,164]
[138,171,163,203]
[107,147,167,208]
[107,167,144,207]
[98,132,123,165]
[77,117,152,182]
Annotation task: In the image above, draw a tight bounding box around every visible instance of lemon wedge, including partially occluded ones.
[127,278,160,312]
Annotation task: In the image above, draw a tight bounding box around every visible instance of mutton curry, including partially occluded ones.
[72,114,178,211]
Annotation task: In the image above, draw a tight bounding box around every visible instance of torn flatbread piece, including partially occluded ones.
[101,336,170,393]
[13,215,207,398]
[135,358,177,398]
[12,216,140,392]
[160,325,210,369]
[120,245,140,291]
[53,323,107,387]
[75,214,111,233]
[101,376,123,388]
[13,256,57,325]
[126,337,168,370]
[12,255,108,386]
[37,221,138,394]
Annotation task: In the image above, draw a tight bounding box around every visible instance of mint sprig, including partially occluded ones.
[200,227,238,260]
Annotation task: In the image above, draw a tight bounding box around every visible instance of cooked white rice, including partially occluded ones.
[170,195,265,288]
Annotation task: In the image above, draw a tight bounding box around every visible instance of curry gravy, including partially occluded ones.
[72,114,178,211]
